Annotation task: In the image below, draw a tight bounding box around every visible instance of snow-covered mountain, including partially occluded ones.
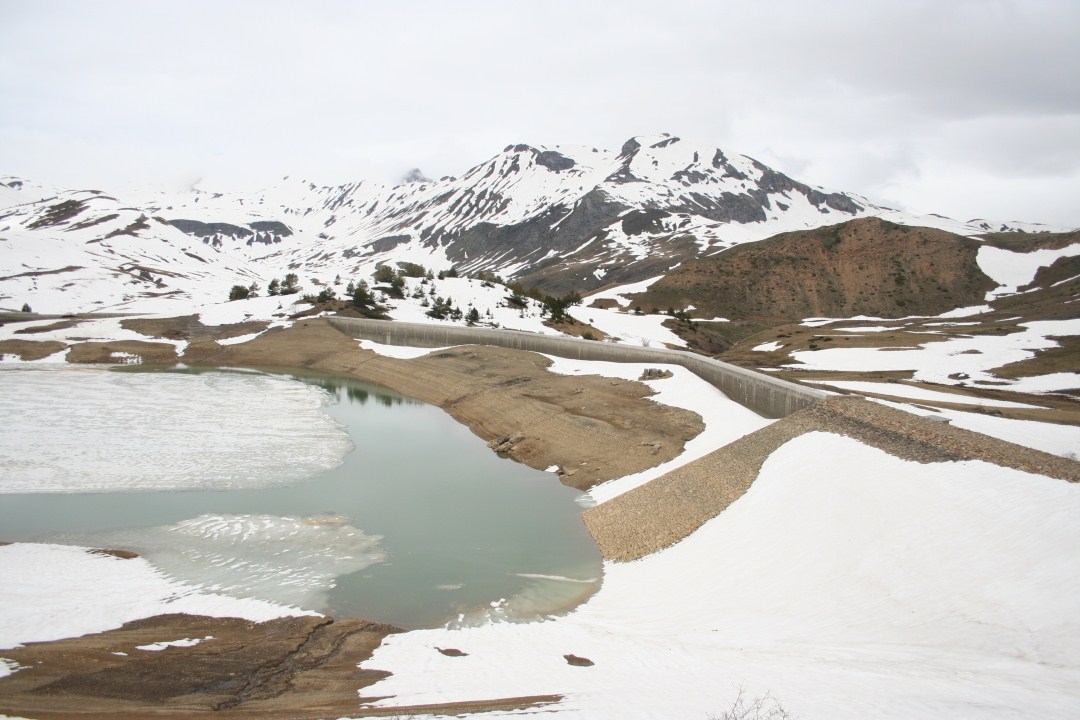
[0,134,1062,315]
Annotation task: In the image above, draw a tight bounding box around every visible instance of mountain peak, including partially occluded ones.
[400,168,431,185]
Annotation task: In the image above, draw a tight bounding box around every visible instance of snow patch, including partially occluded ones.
[136,635,213,652]
[0,543,313,649]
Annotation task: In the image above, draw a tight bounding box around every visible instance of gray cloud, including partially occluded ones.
[1,0,1077,226]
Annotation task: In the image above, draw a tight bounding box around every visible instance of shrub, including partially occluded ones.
[709,688,793,720]
[397,262,427,278]
[228,285,251,301]
[542,291,582,323]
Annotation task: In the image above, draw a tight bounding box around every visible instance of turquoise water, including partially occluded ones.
[0,367,602,629]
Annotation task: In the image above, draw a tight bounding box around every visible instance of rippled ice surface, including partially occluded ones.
[50,513,385,611]
[0,366,353,493]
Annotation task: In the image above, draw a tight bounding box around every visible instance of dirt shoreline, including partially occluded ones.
[177,318,706,491]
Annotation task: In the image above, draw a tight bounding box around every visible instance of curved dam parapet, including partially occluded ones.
[327,317,828,419]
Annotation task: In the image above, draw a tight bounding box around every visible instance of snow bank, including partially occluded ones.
[0,543,312,649]
[357,338,452,359]
[541,356,773,503]
[870,398,1080,459]
[358,433,1080,719]
[806,379,1044,409]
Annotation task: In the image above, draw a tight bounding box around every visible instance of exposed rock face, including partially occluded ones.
[629,217,998,321]
[535,150,576,172]
[169,218,293,247]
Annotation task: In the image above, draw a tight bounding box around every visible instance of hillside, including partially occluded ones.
[625,217,998,322]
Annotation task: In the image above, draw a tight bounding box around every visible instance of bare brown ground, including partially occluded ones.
[0,610,559,719]
[0,338,66,360]
[0,614,396,719]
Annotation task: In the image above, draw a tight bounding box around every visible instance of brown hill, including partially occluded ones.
[626,217,997,322]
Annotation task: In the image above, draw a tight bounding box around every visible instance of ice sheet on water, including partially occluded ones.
[448,569,601,628]
[0,366,354,493]
[46,513,385,612]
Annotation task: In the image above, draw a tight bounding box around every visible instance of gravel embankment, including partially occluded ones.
[584,396,1080,563]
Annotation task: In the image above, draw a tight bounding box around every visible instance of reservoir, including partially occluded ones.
[0,365,602,629]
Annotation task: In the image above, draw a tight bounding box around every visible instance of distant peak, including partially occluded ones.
[619,138,642,157]
[400,168,431,184]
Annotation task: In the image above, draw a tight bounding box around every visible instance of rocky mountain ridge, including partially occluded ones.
[0,134,1065,316]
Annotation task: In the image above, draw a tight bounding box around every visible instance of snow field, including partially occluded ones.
[977,242,1080,298]
[358,433,1080,719]
[384,276,551,334]
[787,318,1080,391]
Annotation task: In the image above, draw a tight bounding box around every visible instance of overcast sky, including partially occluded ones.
[2,0,1078,227]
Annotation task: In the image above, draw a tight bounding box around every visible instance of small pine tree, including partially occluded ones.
[21,302,31,313]
[281,273,300,295]
[466,307,480,325]
[351,280,375,309]
[373,265,397,284]
[247,282,259,298]
[228,284,251,301]
[267,278,281,296]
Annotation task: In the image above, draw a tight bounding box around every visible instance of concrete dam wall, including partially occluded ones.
[328,317,828,418]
